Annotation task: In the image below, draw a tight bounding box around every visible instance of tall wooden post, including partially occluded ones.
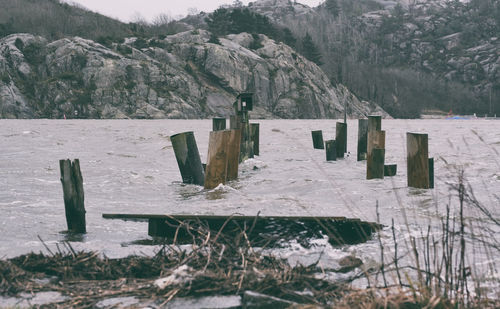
[325,140,337,161]
[171,131,205,186]
[368,115,382,132]
[60,159,86,233]
[251,123,260,156]
[357,119,368,161]
[212,118,226,131]
[227,130,241,181]
[205,129,241,189]
[407,133,430,189]
[311,130,324,149]
[335,122,347,158]
[367,148,385,179]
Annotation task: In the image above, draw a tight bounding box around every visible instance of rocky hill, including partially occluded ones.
[238,0,499,117]
[0,31,385,119]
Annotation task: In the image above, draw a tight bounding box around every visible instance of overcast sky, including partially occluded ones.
[66,0,323,22]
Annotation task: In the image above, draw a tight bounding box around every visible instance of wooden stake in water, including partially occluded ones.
[384,164,397,177]
[367,148,385,179]
[311,130,324,149]
[429,157,434,189]
[60,159,86,233]
[335,122,347,158]
[251,123,260,156]
[212,118,226,131]
[357,119,368,161]
[325,140,337,161]
[171,131,205,186]
[407,132,430,189]
[204,129,241,189]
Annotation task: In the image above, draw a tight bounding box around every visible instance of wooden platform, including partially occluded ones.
[102,213,382,247]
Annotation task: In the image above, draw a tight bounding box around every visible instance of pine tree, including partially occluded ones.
[301,33,322,66]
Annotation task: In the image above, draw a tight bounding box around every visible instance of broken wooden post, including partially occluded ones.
[204,129,241,189]
[357,119,368,161]
[367,130,385,180]
[406,133,430,189]
[429,157,434,189]
[335,122,347,158]
[367,116,382,167]
[170,131,205,186]
[368,115,382,132]
[312,130,324,149]
[367,148,385,179]
[59,159,86,233]
[251,123,259,156]
[212,118,226,131]
[325,140,337,161]
[384,164,397,177]
[205,130,230,190]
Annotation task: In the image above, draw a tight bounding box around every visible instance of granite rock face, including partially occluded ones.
[0,31,387,119]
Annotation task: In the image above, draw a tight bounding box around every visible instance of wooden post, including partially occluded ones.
[429,157,434,189]
[368,115,382,132]
[205,130,230,189]
[384,164,397,177]
[335,122,347,158]
[357,119,368,161]
[325,140,337,161]
[170,131,205,186]
[367,148,385,179]
[367,131,385,180]
[227,129,241,181]
[212,118,226,131]
[312,130,324,149]
[251,123,260,156]
[60,159,86,233]
[407,133,430,189]
[204,129,241,189]
[229,115,239,129]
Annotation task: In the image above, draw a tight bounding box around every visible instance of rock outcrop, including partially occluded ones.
[0,31,386,119]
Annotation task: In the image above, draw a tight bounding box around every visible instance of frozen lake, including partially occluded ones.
[0,119,499,289]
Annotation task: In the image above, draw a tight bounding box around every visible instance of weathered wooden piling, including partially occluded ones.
[357,119,368,161]
[312,130,324,149]
[406,132,430,189]
[205,130,230,190]
[204,129,241,189]
[212,118,226,131]
[367,148,385,179]
[368,115,382,132]
[232,93,254,162]
[325,140,337,161]
[170,131,205,186]
[384,164,397,177]
[429,157,434,189]
[251,123,259,156]
[227,129,241,181]
[335,122,347,158]
[60,159,86,233]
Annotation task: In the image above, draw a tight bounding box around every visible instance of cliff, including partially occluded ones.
[0,31,386,119]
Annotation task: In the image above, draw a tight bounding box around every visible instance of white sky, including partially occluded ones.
[66,0,324,22]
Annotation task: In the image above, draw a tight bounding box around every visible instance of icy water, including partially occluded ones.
[0,119,499,286]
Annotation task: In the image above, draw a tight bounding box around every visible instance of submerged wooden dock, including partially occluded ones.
[102,213,382,247]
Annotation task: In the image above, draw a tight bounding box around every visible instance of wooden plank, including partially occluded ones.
[60,159,86,233]
[103,213,351,221]
[407,132,430,189]
[170,131,205,186]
